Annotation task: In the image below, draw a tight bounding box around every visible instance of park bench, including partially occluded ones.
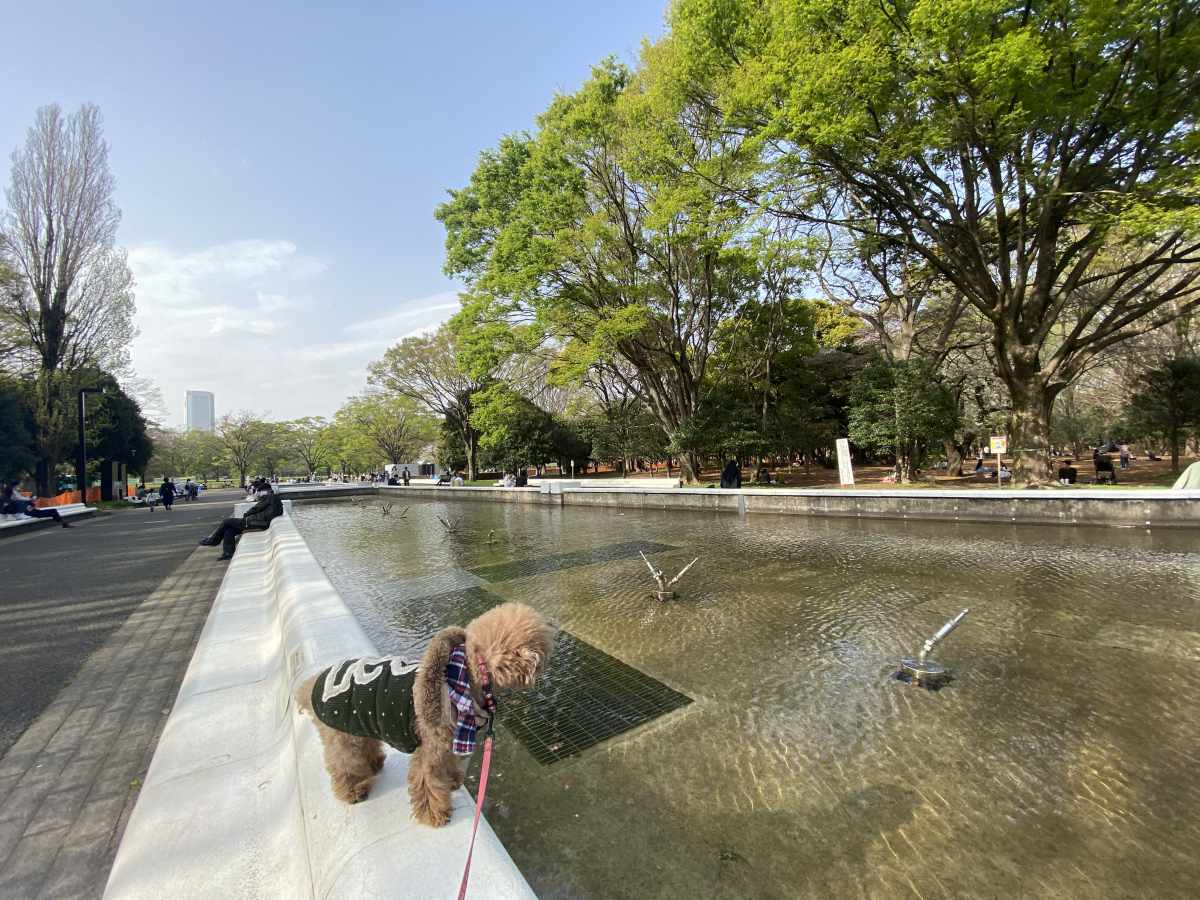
[0,502,95,535]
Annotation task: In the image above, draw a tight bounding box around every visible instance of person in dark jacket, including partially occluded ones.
[719,459,742,489]
[199,483,284,560]
[159,478,176,510]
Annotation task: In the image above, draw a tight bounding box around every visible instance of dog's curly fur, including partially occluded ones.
[294,602,553,826]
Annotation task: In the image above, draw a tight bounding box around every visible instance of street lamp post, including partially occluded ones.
[76,387,106,503]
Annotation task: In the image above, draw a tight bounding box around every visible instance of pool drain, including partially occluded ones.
[898,608,970,687]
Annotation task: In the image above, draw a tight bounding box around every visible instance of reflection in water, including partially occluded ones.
[294,498,1200,900]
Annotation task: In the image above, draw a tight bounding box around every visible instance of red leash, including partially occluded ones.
[456,734,494,900]
[458,653,499,900]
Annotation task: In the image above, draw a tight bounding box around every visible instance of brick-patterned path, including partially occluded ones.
[0,492,241,899]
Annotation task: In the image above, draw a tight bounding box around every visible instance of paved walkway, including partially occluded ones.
[0,492,241,899]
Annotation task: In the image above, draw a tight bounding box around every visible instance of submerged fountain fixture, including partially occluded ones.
[639,551,700,601]
[898,608,970,687]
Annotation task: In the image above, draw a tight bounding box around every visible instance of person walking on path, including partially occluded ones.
[402,467,410,486]
[1,481,72,527]
[1119,444,1131,470]
[199,482,284,560]
[159,478,177,510]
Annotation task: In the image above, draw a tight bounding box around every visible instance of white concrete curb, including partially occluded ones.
[104,515,535,900]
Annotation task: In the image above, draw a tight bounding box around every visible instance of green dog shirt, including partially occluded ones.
[310,656,422,752]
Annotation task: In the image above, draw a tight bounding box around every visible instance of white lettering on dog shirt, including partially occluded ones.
[320,656,418,703]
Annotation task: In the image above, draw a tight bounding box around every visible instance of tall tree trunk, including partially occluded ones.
[1007,378,1056,486]
[466,431,478,481]
[1170,424,1181,473]
[942,439,964,477]
[679,451,701,484]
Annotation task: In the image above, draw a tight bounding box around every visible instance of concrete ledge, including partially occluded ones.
[279,482,1200,528]
[104,515,534,900]
[0,503,95,537]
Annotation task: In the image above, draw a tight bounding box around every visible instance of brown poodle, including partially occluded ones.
[295,602,553,826]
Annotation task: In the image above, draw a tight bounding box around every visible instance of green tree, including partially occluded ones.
[471,384,590,474]
[339,394,436,467]
[368,325,489,479]
[78,373,153,479]
[666,0,1200,485]
[0,105,137,494]
[318,417,378,477]
[437,60,767,483]
[0,377,36,483]
[179,430,224,481]
[217,411,273,487]
[849,359,959,483]
[286,416,330,479]
[1124,357,1200,472]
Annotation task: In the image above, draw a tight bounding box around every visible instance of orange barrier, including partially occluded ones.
[33,485,128,507]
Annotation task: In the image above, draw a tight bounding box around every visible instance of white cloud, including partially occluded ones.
[127,240,460,427]
[343,291,461,336]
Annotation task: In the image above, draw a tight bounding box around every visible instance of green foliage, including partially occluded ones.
[470,384,590,472]
[337,394,437,466]
[572,404,667,471]
[0,378,36,482]
[666,0,1200,484]
[437,58,769,481]
[849,358,959,482]
[368,324,489,478]
[316,418,378,475]
[90,376,153,474]
[1123,357,1200,470]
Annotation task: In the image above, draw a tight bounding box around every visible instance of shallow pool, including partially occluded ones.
[293,498,1200,899]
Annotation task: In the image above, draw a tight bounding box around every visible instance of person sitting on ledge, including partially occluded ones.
[199,482,283,560]
[515,469,528,487]
[1,481,72,527]
[436,471,451,485]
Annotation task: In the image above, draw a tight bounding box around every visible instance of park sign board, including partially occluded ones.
[990,435,1008,456]
[836,438,854,486]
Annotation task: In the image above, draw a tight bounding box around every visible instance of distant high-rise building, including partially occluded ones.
[186,391,216,432]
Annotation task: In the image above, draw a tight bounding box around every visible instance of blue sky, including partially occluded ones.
[1,1,667,426]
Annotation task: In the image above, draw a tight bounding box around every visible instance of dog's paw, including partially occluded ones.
[333,775,373,804]
[369,752,386,774]
[412,803,451,827]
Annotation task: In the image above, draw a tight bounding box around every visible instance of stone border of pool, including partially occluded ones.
[276,482,1200,528]
[103,508,534,900]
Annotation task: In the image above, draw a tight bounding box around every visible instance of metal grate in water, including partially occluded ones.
[499,630,692,764]
[468,540,676,583]
[371,582,692,764]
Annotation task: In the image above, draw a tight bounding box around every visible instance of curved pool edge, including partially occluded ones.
[102,510,536,900]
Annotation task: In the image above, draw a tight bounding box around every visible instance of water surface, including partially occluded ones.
[293,499,1200,899]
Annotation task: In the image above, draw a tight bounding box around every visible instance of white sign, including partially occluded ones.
[989,435,1008,455]
[836,438,854,486]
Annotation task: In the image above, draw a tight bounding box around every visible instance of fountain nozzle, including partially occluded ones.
[899,608,970,686]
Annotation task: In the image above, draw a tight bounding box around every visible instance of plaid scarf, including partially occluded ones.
[445,645,479,755]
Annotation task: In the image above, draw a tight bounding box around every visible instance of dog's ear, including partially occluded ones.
[519,647,542,666]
